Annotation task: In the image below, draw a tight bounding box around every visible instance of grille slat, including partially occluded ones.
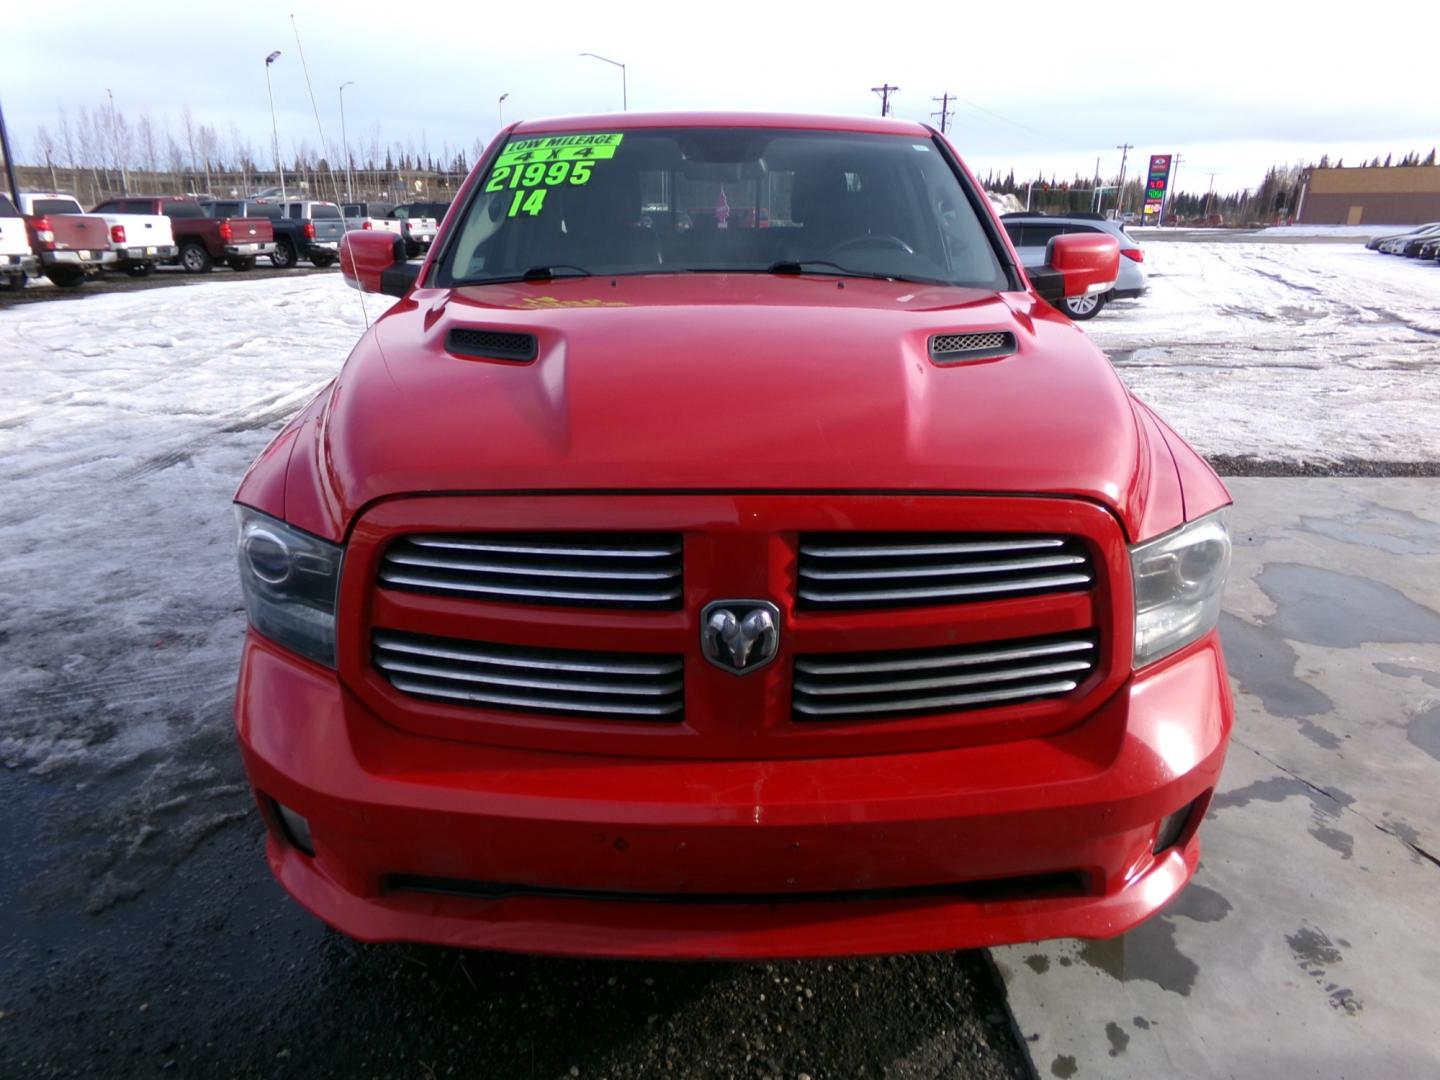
[797,532,1093,610]
[793,633,1098,721]
[374,631,684,720]
[380,532,683,609]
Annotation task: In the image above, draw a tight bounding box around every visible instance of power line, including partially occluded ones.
[871,84,899,117]
[960,100,1070,146]
[290,13,342,203]
[931,93,953,134]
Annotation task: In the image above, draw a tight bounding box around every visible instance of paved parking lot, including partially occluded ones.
[995,478,1440,1078]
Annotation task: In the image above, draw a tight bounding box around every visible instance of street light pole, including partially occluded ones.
[339,81,354,201]
[498,92,509,128]
[579,53,626,110]
[106,88,130,195]
[265,51,286,202]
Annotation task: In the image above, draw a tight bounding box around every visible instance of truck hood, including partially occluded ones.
[299,275,1165,539]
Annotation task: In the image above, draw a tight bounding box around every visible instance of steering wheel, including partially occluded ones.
[827,234,916,256]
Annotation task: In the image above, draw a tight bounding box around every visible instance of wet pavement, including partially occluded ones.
[994,478,1440,1078]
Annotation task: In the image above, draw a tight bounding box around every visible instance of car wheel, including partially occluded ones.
[179,242,212,274]
[123,262,154,277]
[404,242,420,259]
[46,266,86,289]
[270,240,297,269]
[309,253,336,268]
[3,272,26,292]
[226,257,257,272]
[1060,293,1105,320]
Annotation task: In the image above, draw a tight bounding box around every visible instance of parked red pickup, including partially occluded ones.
[93,196,277,273]
[233,112,1234,959]
[17,193,115,287]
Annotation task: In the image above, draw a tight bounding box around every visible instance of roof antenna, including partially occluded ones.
[290,13,342,204]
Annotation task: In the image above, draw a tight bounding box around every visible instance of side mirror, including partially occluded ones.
[340,230,419,297]
[1026,233,1120,306]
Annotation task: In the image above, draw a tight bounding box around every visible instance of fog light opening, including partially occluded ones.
[273,800,315,857]
[1153,799,1200,856]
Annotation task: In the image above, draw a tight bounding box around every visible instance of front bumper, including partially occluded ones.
[235,628,1232,959]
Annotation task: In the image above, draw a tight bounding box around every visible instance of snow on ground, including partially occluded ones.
[1,243,1437,908]
[1093,242,1440,462]
[0,276,382,909]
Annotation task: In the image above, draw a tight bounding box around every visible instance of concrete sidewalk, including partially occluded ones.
[994,478,1440,1079]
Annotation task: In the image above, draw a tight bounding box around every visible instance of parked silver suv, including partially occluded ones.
[1002,214,1147,320]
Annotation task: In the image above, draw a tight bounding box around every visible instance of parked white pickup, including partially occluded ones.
[0,193,39,291]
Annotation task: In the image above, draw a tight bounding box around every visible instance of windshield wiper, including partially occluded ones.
[765,260,947,286]
[520,264,592,281]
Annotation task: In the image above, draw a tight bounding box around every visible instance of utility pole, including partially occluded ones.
[0,94,21,209]
[1204,172,1217,219]
[931,93,953,134]
[871,84,899,117]
[1161,153,1182,226]
[338,81,354,201]
[1114,143,1133,219]
[107,88,130,195]
[1091,156,1101,212]
[264,51,286,202]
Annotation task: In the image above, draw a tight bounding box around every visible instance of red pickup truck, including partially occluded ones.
[92,196,277,272]
[233,112,1233,959]
[17,193,115,287]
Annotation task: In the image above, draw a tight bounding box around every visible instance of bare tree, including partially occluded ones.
[34,125,59,190]
[181,107,197,172]
[138,113,160,177]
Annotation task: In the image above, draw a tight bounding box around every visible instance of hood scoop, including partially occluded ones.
[929,330,1016,364]
[446,326,538,364]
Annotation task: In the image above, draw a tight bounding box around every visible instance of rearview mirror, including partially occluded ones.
[340,231,418,297]
[1025,232,1120,306]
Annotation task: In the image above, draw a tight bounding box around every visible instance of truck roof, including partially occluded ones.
[509,111,934,137]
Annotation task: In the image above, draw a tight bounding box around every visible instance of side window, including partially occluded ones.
[1002,223,1022,245]
[288,204,302,220]
[1022,224,1065,248]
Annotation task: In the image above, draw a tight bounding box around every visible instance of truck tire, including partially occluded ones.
[46,266,86,289]
[123,262,155,278]
[179,242,213,274]
[1060,293,1105,321]
[309,252,337,268]
[271,239,298,269]
[227,257,257,272]
[3,272,26,292]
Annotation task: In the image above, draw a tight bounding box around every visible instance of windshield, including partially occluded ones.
[438,127,1007,289]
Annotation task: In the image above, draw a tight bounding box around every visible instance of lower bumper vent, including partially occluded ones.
[793,632,1098,720]
[374,631,684,720]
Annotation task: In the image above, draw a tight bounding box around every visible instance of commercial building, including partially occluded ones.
[1296,165,1440,225]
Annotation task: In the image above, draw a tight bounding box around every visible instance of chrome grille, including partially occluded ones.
[797,532,1093,609]
[379,532,683,609]
[930,331,1016,362]
[374,631,684,719]
[793,633,1097,720]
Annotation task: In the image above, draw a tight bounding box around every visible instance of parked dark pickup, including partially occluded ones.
[250,200,346,268]
[94,196,277,273]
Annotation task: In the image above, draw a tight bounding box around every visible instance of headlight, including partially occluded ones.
[1130,508,1231,668]
[235,505,343,667]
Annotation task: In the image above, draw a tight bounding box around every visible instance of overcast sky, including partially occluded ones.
[4,0,1437,195]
